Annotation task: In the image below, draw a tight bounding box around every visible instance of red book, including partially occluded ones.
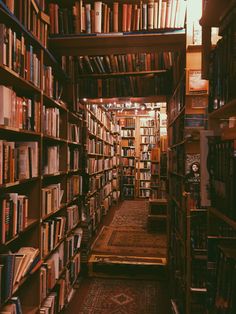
[122,4,127,32]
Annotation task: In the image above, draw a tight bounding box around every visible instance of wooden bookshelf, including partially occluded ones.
[0,1,84,312]
[49,31,186,56]
[168,3,209,311]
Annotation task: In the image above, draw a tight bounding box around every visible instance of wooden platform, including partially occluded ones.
[88,254,167,280]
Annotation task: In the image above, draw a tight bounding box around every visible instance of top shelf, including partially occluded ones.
[200,0,231,27]
[48,30,186,56]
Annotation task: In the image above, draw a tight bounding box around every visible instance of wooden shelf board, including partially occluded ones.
[0,177,39,189]
[209,99,236,119]
[149,198,168,205]
[43,94,68,111]
[78,69,167,78]
[49,31,186,56]
[0,126,41,137]
[0,65,41,94]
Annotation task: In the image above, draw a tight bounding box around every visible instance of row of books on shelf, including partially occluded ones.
[87,157,112,174]
[140,160,151,169]
[76,51,173,75]
[49,0,186,35]
[40,227,82,291]
[140,172,151,180]
[121,147,135,157]
[2,0,49,48]
[0,141,38,185]
[122,186,134,198]
[208,6,236,112]
[88,170,113,194]
[87,105,114,130]
[68,147,80,171]
[119,117,135,129]
[122,158,135,167]
[42,183,64,218]
[140,181,150,188]
[78,74,170,98]
[0,85,40,132]
[42,106,60,138]
[0,24,41,88]
[140,128,155,135]
[43,66,63,101]
[141,135,156,144]
[141,151,151,160]
[88,139,113,156]
[40,232,82,312]
[0,193,29,244]
[121,129,135,138]
[68,123,81,144]
[140,118,155,127]
[41,217,66,257]
[208,137,236,220]
[0,246,40,305]
[140,189,151,197]
[42,145,59,175]
[123,168,135,176]
[67,175,83,200]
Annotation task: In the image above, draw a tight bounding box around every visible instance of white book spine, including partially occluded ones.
[148,0,154,30]
[154,2,158,29]
[94,1,102,33]
[158,0,162,29]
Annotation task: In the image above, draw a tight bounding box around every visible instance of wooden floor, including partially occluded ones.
[65,200,171,314]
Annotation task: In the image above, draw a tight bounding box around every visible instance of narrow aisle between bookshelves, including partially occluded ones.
[66,199,169,314]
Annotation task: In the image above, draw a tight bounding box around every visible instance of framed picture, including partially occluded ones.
[187,70,209,94]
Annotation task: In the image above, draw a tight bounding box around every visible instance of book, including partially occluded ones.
[94,1,102,33]
[113,2,119,32]
[15,247,40,279]
[185,114,207,128]
[0,254,15,302]
[148,0,154,30]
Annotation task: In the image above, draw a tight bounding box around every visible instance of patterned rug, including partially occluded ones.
[67,278,162,314]
[110,200,148,229]
[92,226,167,258]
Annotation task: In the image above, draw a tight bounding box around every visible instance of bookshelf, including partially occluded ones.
[200,1,236,313]
[112,126,121,204]
[82,103,120,258]
[138,117,156,198]
[0,1,84,312]
[119,117,136,199]
[168,1,209,313]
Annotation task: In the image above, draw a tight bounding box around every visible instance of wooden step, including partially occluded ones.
[88,254,167,280]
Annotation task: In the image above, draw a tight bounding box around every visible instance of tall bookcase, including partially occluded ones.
[138,117,156,198]
[168,1,210,313]
[200,1,236,313]
[84,103,118,231]
[0,1,84,312]
[119,117,136,199]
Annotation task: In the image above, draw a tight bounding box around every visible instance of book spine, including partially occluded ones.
[148,0,154,30]
[94,1,102,33]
